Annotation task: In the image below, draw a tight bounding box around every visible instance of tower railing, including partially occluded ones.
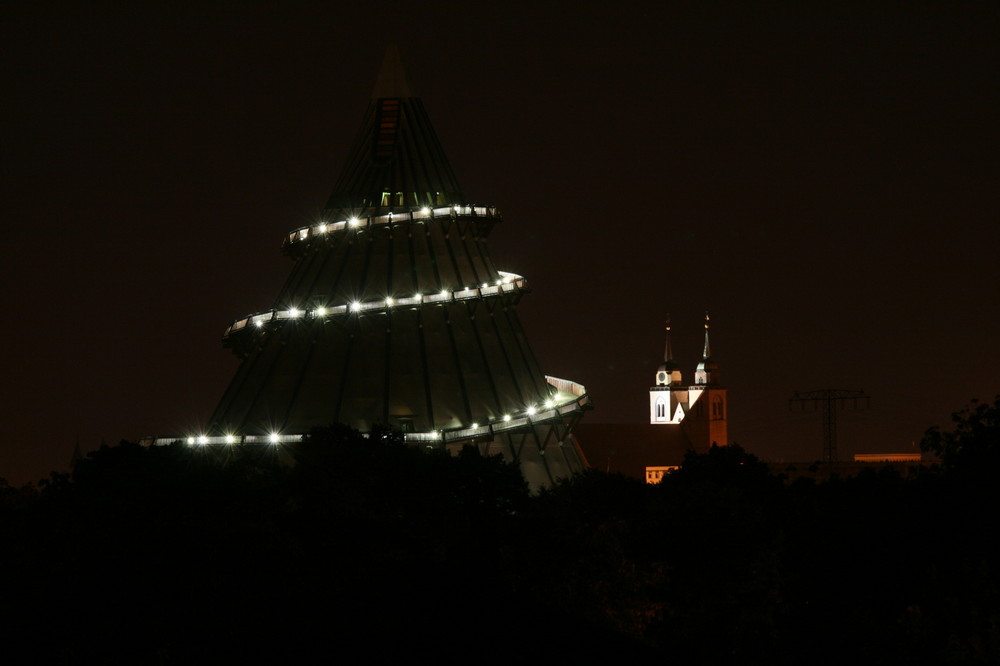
[222,271,529,340]
[143,374,590,448]
[283,204,500,248]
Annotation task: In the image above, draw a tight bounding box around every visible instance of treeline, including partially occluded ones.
[2,400,999,665]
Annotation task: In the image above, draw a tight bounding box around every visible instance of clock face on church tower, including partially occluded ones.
[657,371,667,384]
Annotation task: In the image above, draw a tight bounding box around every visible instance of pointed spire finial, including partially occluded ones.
[663,314,673,363]
[702,311,712,359]
[372,44,414,99]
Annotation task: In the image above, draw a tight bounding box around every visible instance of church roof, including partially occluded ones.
[324,46,463,211]
[701,311,713,359]
[695,311,721,385]
[657,316,679,373]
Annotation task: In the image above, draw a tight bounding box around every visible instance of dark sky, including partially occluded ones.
[2,1,998,484]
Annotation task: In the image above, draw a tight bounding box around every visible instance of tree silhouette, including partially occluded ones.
[5,419,1000,663]
[922,395,1000,473]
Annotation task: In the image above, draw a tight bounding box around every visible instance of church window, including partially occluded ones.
[712,396,724,419]
[656,400,666,419]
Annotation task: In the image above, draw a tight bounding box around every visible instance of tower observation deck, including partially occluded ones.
[152,49,590,487]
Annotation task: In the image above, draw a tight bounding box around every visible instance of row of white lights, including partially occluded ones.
[225,271,526,338]
[284,204,499,247]
[181,204,586,448]
[179,387,586,448]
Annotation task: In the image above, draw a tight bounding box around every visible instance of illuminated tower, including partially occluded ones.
[685,313,728,447]
[198,48,590,487]
[648,313,728,448]
[649,317,685,423]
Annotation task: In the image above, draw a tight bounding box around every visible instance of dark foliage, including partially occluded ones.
[1,428,642,664]
[3,415,1000,664]
[922,396,1000,473]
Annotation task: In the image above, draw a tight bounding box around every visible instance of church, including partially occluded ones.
[576,314,728,482]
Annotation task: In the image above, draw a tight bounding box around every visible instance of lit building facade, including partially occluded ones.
[575,315,728,483]
[649,314,728,449]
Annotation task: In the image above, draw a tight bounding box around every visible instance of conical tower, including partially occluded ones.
[195,49,590,487]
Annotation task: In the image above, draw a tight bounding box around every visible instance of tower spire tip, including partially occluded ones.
[372,44,413,99]
[663,313,674,363]
[702,311,712,359]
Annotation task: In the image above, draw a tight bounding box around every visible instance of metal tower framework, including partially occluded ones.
[789,389,870,463]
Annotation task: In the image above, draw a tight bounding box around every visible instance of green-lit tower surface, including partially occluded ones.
[204,49,591,488]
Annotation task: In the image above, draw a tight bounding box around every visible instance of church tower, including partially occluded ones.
[684,313,728,448]
[648,313,728,449]
[649,317,686,424]
[163,48,591,488]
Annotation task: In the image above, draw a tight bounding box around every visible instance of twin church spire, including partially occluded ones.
[656,312,720,387]
[655,316,681,387]
[649,313,727,448]
[695,312,720,386]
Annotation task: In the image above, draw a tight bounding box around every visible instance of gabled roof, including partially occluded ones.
[324,46,463,211]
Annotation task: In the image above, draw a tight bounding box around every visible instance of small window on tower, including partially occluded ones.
[373,98,402,161]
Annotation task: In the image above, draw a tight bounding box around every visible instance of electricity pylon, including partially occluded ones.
[789,389,870,463]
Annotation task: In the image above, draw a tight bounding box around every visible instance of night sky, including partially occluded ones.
[2,1,997,484]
